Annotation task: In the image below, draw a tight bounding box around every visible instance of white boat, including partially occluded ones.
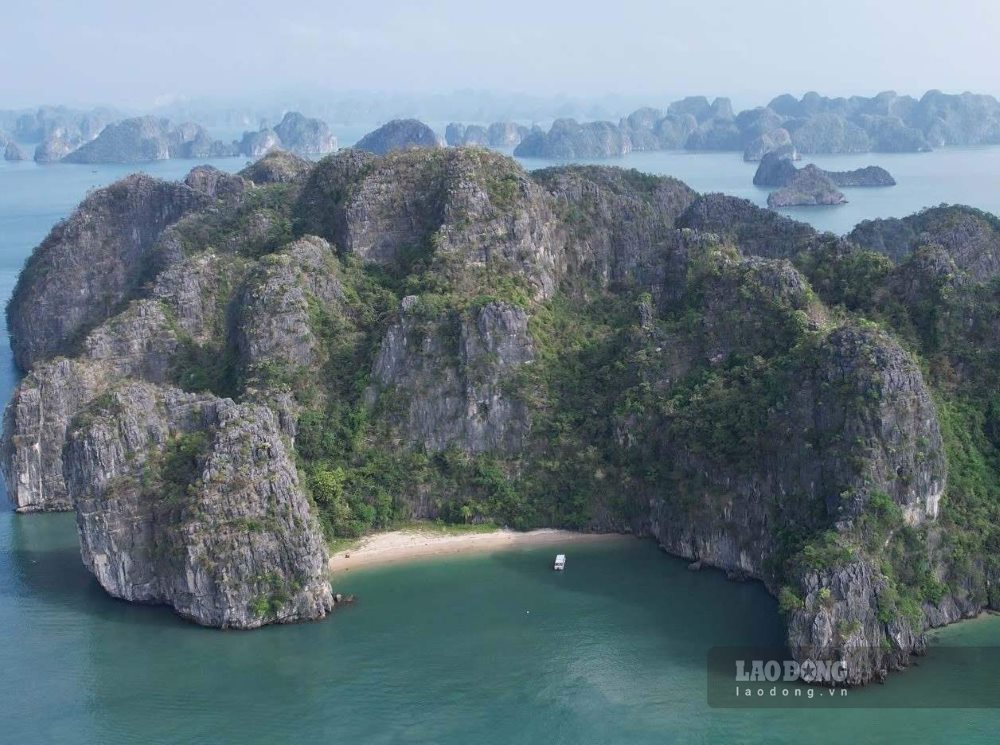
[553,554,566,571]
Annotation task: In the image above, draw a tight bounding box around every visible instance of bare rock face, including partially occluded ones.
[2,250,246,513]
[64,382,334,627]
[298,148,564,300]
[235,236,345,383]
[81,300,181,382]
[368,299,534,453]
[184,165,248,200]
[786,561,921,685]
[1,359,104,512]
[534,166,696,288]
[7,174,210,371]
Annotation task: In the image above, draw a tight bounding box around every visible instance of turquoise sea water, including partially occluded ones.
[1,151,999,743]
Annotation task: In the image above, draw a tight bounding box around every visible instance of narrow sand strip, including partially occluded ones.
[328,528,627,572]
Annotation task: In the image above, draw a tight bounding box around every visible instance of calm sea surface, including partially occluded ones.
[1,150,998,743]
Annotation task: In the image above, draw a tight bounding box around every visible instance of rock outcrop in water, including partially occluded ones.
[500,89,1000,159]
[824,165,896,188]
[445,122,529,148]
[766,165,847,207]
[236,112,337,157]
[34,135,76,163]
[743,129,794,161]
[3,149,997,673]
[61,117,235,163]
[66,382,333,628]
[514,119,631,158]
[754,151,895,207]
[753,151,800,187]
[273,112,337,155]
[4,142,26,161]
[354,119,441,155]
[14,105,116,144]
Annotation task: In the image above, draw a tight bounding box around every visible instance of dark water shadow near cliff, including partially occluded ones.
[1,511,194,628]
[485,536,786,651]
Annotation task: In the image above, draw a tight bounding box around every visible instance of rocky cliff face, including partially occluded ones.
[753,151,800,187]
[6,174,212,370]
[367,299,534,453]
[65,382,333,628]
[849,205,1000,277]
[3,148,996,668]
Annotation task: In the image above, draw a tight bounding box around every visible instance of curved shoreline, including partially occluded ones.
[327,528,630,572]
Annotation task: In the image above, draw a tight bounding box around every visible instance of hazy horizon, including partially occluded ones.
[3,0,999,111]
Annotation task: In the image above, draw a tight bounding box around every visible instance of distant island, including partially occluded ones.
[5,89,1000,166]
[236,111,338,158]
[0,107,338,164]
[753,150,896,208]
[445,90,1000,161]
[353,119,442,155]
[446,121,529,149]
[0,131,27,161]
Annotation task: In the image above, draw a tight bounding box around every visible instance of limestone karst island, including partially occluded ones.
[1,2,998,743]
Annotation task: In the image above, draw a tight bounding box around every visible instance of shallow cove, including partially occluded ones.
[2,513,999,743]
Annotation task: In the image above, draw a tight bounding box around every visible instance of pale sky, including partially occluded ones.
[3,0,999,109]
